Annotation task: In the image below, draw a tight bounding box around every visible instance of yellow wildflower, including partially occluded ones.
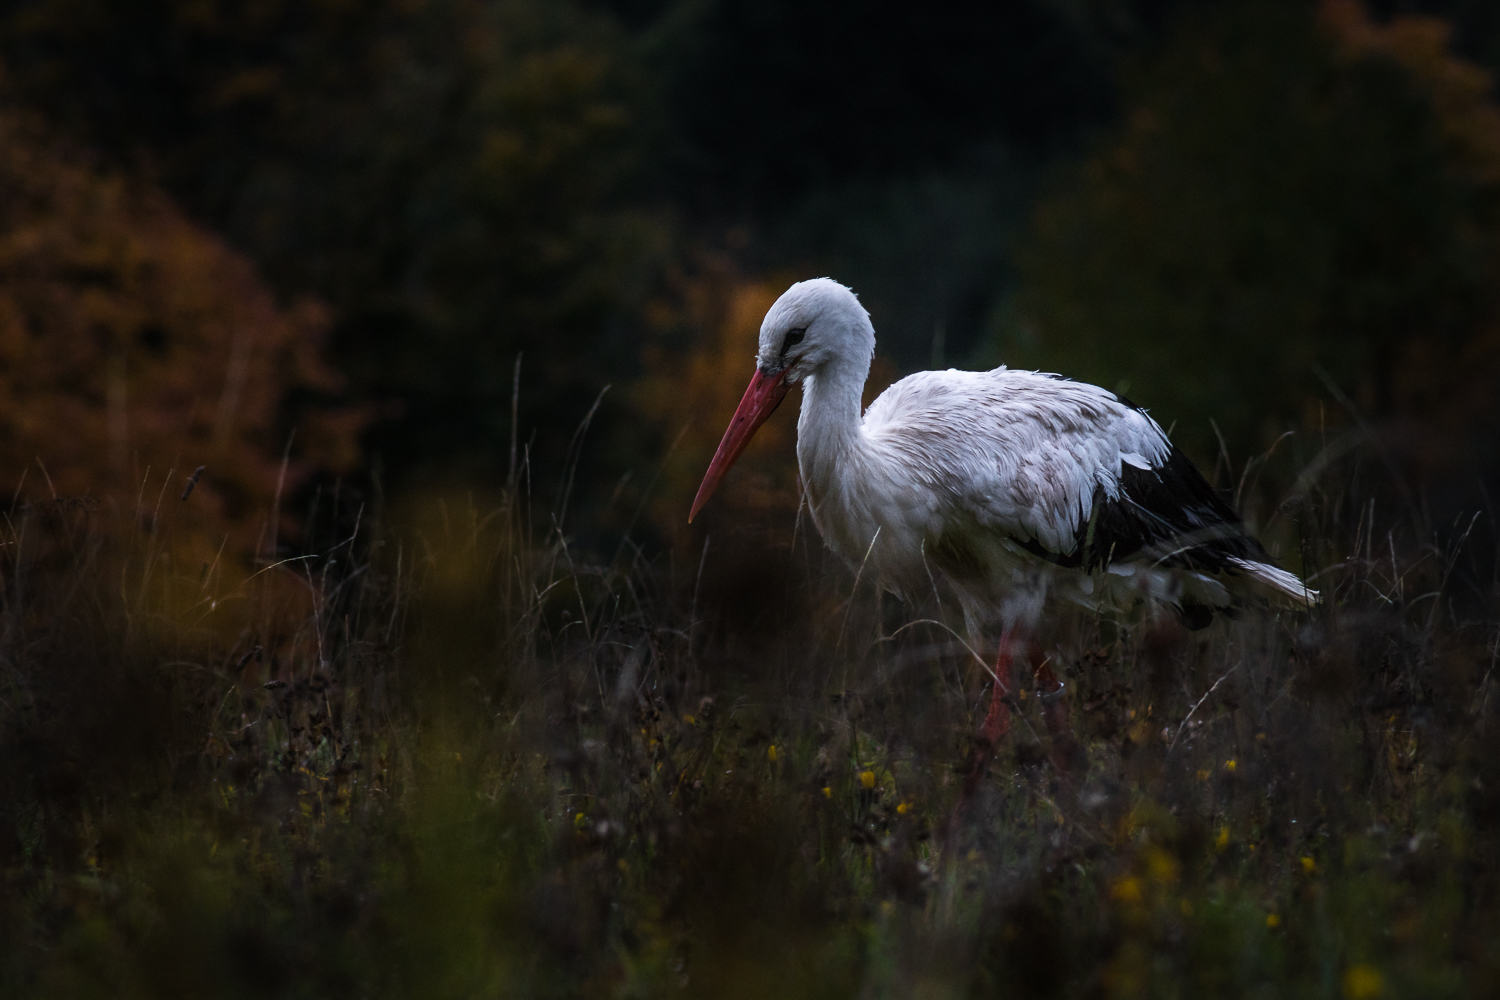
[1110,876,1143,904]
[1225,759,1237,773]
[1300,856,1317,873]
[1145,847,1179,885]
[1343,965,1384,999]
[822,786,832,799]
[683,714,696,725]
[896,801,910,815]
[860,770,876,789]
[768,745,778,761]
[1266,913,1281,929]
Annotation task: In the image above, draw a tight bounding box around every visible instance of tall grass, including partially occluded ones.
[0,445,1497,999]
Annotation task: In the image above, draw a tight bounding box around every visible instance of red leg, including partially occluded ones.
[979,628,1016,744]
[953,629,1079,841]
[954,630,1016,814]
[1031,646,1081,776]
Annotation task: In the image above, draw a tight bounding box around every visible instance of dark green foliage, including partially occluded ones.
[1005,0,1500,464]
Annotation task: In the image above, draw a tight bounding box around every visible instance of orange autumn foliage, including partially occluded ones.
[0,107,364,566]
[1323,0,1500,184]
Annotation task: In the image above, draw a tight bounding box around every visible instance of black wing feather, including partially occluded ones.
[1005,387,1275,575]
[1081,443,1272,572]
[1012,445,1273,574]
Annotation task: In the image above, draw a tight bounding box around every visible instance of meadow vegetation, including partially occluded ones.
[1,435,1495,999]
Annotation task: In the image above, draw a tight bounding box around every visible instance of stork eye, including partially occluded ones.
[783,328,806,351]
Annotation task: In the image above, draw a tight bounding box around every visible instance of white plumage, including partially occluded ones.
[692,277,1316,639]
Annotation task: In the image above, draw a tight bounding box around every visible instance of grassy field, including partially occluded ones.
[1,462,1497,999]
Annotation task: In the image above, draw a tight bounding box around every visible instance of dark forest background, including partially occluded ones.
[1,0,1497,552]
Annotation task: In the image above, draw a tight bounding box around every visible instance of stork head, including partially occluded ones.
[754,277,874,385]
[690,278,874,522]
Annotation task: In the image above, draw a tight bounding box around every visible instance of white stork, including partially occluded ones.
[690,278,1316,763]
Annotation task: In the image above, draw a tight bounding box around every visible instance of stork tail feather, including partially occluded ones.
[1227,557,1318,605]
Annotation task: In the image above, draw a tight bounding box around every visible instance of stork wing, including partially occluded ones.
[863,369,1273,573]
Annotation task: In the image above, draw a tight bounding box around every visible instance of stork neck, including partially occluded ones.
[796,353,871,495]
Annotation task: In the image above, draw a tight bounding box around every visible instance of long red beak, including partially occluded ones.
[689,367,792,522]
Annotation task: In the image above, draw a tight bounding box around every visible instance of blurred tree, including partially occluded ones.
[0,104,362,560]
[612,0,1135,376]
[0,0,663,489]
[649,0,1116,210]
[1368,0,1500,70]
[1004,0,1500,483]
